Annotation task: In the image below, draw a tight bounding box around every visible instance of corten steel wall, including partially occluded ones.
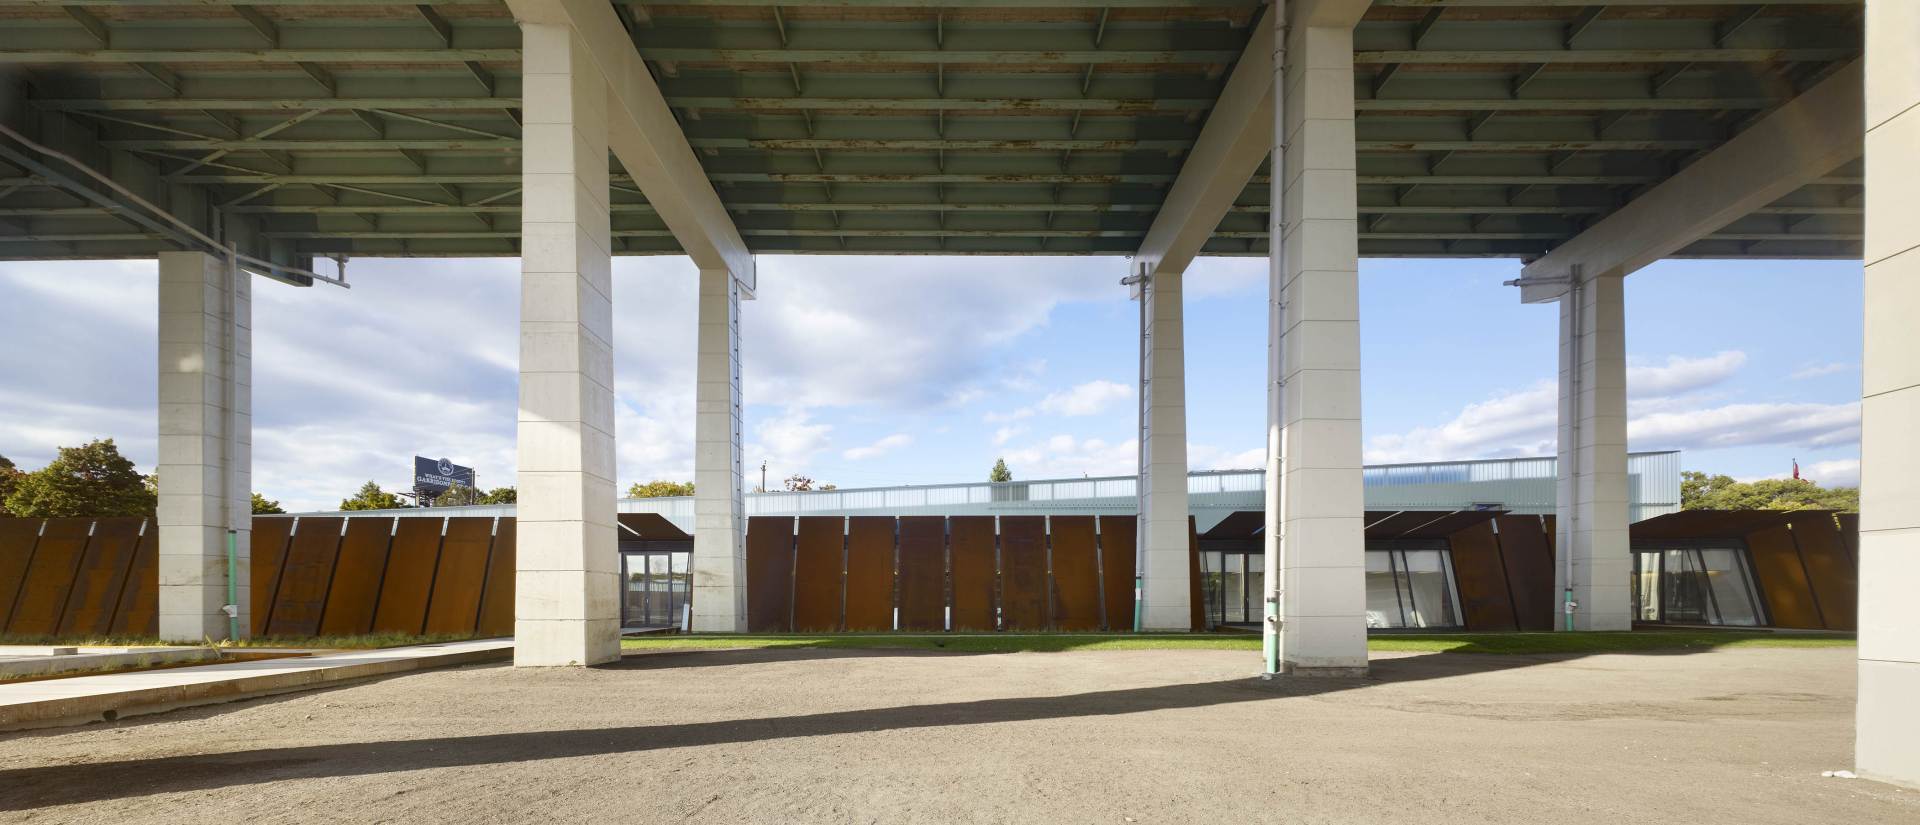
[949,516,997,631]
[370,517,443,635]
[58,517,144,638]
[0,518,39,630]
[895,516,945,631]
[268,516,344,637]
[1494,515,1557,632]
[1787,512,1855,631]
[998,516,1048,631]
[1099,515,1137,632]
[792,516,844,632]
[844,517,895,631]
[1048,516,1101,632]
[1444,519,1519,632]
[745,515,796,633]
[6,518,90,636]
[1621,510,1857,631]
[109,527,158,637]
[249,516,294,635]
[424,517,494,635]
[319,517,394,636]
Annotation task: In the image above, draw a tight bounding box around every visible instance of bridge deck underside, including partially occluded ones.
[0,0,1864,262]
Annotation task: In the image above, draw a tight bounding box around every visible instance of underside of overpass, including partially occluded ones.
[0,0,1910,789]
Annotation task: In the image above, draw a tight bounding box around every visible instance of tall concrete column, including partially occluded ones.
[1857,0,1920,789]
[156,250,250,641]
[1553,272,1631,631]
[690,266,747,632]
[1138,265,1190,631]
[514,21,619,666]
[1271,14,1367,675]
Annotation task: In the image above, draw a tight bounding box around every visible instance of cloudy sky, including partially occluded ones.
[0,254,1863,511]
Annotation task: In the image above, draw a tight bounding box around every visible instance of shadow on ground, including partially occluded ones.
[0,649,1575,810]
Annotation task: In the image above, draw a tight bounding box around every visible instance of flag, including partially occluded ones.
[1793,459,1801,481]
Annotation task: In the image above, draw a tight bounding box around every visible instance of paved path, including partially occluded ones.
[0,639,511,731]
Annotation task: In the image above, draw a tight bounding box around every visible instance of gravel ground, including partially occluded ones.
[0,646,1910,824]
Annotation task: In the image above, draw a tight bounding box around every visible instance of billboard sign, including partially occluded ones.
[414,456,476,497]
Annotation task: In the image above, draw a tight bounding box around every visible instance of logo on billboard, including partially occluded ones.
[414,455,476,497]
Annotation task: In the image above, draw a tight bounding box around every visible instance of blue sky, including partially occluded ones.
[0,254,1862,511]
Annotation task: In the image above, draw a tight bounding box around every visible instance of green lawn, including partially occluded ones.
[619,631,1855,656]
[0,632,479,650]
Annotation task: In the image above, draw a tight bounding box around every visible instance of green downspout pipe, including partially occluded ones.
[227,529,240,640]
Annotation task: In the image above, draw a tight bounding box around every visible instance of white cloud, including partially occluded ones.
[991,425,1027,447]
[1000,434,1137,479]
[1791,362,1855,380]
[1630,402,1860,451]
[1804,459,1861,487]
[1627,351,1746,396]
[843,433,912,461]
[986,378,1133,423]
[1190,444,1267,472]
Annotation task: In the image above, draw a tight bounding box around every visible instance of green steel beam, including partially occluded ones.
[1353,49,1855,64]
[0,49,518,64]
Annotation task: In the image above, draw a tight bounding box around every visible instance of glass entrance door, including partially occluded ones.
[621,551,691,628]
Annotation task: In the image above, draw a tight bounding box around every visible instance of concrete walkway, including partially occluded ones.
[0,639,512,731]
[0,646,219,680]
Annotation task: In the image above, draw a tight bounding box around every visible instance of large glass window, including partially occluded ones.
[622,550,690,628]
[1365,547,1464,629]
[1632,547,1765,627]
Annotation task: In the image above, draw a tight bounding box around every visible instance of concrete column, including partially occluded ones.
[1271,16,1367,675]
[1553,272,1632,631]
[1138,265,1191,631]
[1857,0,1920,789]
[514,21,619,666]
[156,250,250,641]
[690,266,747,633]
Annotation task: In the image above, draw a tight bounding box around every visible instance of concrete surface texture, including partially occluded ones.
[0,647,1909,823]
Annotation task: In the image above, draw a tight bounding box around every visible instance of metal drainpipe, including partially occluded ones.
[1262,0,1289,678]
[223,244,242,641]
[1132,262,1148,633]
[1563,272,1584,632]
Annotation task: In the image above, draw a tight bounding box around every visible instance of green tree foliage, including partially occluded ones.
[3,439,155,518]
[1680,470,1859,513]
[989,458,1013,483]
[628,480,695,498]
[0,454,19,516]
[251,492,285,514]
[781,474,828,492]
[477,486,516,504]
[340,480,409,511]
[433,483,479,507]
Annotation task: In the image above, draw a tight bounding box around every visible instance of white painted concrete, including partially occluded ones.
[1857,0,1920,790]
[1273,10,1367,675]
[513,21,620,667]
[1554,273,1632,631]
[691,267,748,633]
[156,250,250,641]
[1138,264,1191,631]
[1518,60,1864,303]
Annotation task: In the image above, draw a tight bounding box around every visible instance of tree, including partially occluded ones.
[989,458,1013,483]
[251,493,284,514]
[339,480,409,511]
[3,439,155,518]
[628,480,695,498]
[477,486,516,505]
[781,474,824,492]
[0,454,19,516]
[433,483,479,507]
[1680,470,1859,513]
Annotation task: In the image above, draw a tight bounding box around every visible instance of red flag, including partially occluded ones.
[1793,459,1801,481]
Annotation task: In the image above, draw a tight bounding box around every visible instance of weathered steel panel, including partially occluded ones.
[0,518,43,632]
[317,516,393,636]
[476,518,516,636]
[845,516,895,631]
[791,516,844,632]
[5,518,90,636]
[1048,516,1101,631]
[267,516,344,637]
[999,515,1048,630]
[1836,513,1859,565]
[746,516,796,633]
[1188,517,1204,631]
[110,525,158,637]
[424,517,494,635]
[1788,513,1855,631]
[1495,514,1556,632]
[949,516,997,631]
[1098,515,1136,632]
[249,516,295,636]
[1746,524,1824,630]
[895,516,945,631]
[371,517,443,634]
[1444,519,1517,632]
[57,517,144,637]
[618,512,692,541]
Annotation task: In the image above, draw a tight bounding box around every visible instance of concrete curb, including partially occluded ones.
[0,640,513,732]
[0,647,220,680]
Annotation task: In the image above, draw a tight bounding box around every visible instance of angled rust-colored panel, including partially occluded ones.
[1445,519,1517,632]
[424,517,494,635]
[267,516,344,637]
[1631,510,1794,542]
[1836,513,1860,565]
[372,517,443,635]
[0,518,43,632]
[999,516,1048,630]
[58,517,144,637]
[1746,524,1823,630]
[1201,511,1262,540]
[949,515,997,631]
[249,516,294,636]
[845,516,895,631]
[5,518,90,636]
[746,516,795,633]
[618,512,691,541]
[1788,512,1855,631]
[1099,515,1136,632]
[1495,514,1556,632]
[318,517,394,636]
[476,518,516,637]
[1189,517,1204,631]
[896,516,945,631]
[1048,516,1101,632]
[110,525,158,637]
[792,516,844,632]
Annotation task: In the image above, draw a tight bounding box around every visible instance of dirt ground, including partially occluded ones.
[0,646,1911,824]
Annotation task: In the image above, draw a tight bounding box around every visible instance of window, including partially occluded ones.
[1365,547,1464,629]
[1631,547,1765,627]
